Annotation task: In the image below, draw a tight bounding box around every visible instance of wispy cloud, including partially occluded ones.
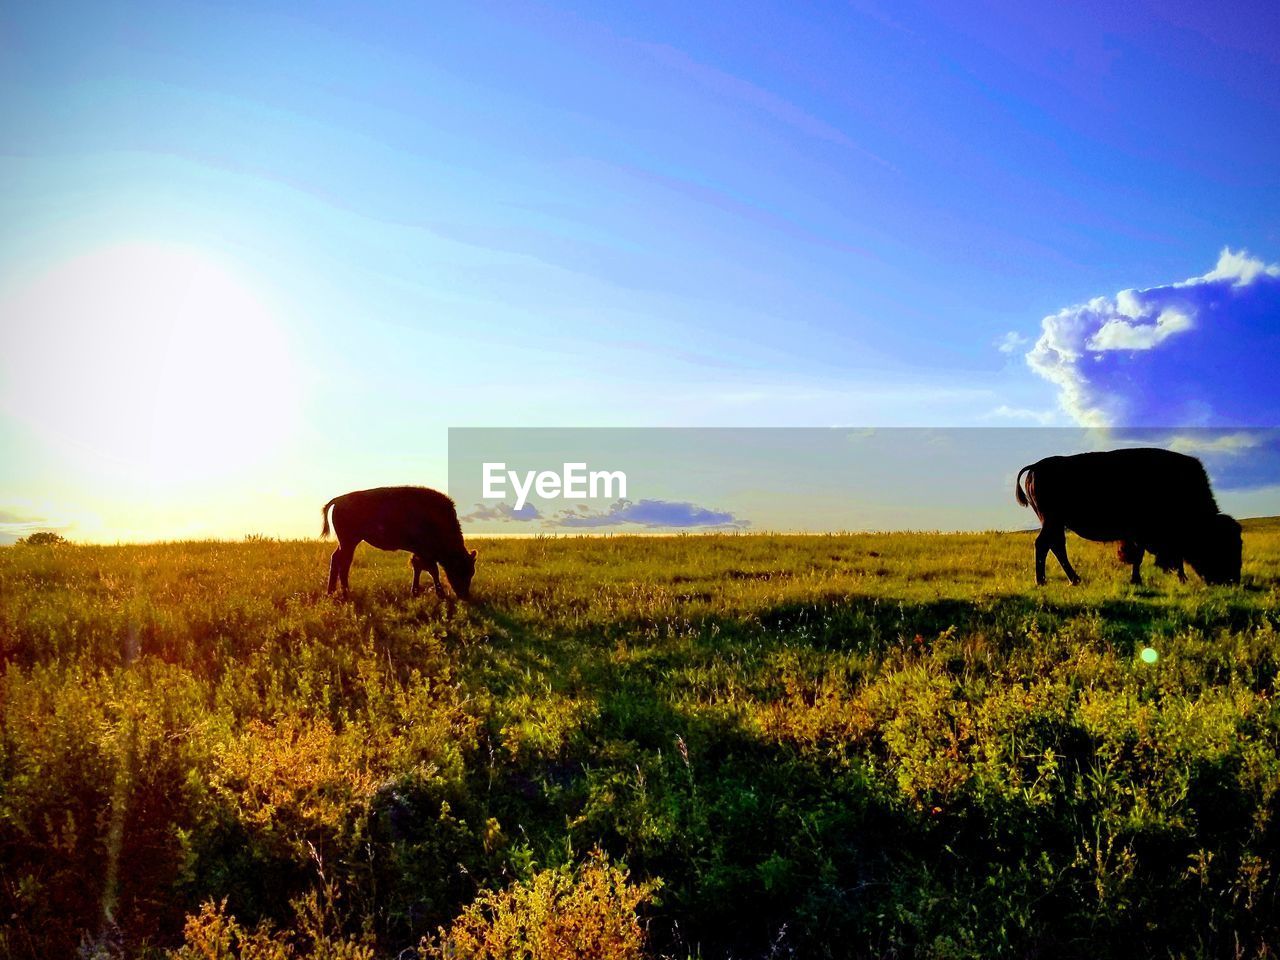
[983,404,1058,425]
[1166,431,1263,456]
[633,40,897,171]
[547,498,750,530]
[0,506,73,545]
[995,331,1029,355]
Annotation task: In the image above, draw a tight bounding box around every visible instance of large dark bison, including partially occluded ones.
[321,486,476,598]
[1014,448,1241,586]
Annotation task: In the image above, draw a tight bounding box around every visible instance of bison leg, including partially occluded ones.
[1162,552,1187,583]
[1154,551,1188,583]
[1051,535,1081,585]
[426,561,445,599]
[1051,533,1082,585]
[411,555,444,598]
[1035,528,1050,586]
[1128,544,1145,586]
[1036,523,1080,585]
[329,541,357,595]
[328,547,345,594]
[1116,541,1143,585]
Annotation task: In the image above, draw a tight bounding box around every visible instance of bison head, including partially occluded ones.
[1185,514,1242,585]
[443,548,478,599]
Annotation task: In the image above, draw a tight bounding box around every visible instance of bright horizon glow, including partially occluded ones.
[2,243,298,480]
[1,243,305,540]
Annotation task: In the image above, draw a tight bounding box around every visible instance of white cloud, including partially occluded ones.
[1026,248,1280,428]
[547,498,749,529]
[460,502,540,522]
[983,404,1058,425]
[1166,431,1261,456]
[995,331,1029,354]
[0,503,79,545]
[1199,248,1280,286]
[1086,306,1193,351]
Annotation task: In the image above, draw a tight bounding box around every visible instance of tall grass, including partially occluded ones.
[2,522,1279,957]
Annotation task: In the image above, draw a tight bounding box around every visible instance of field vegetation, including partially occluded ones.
[3,521,1280,958]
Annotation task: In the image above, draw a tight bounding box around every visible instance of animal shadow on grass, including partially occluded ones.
[453,602,1169,958]
[464,609,869,955]
[332,580,462,618]
[711,594,1084,655]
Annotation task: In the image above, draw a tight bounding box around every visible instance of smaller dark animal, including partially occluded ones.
[1014,448,1242,586]
[321,486,476,598]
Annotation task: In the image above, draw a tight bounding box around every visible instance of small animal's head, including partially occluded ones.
[443,548,478,599]
[1185,514,1242,585]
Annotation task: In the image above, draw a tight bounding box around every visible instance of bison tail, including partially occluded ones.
[321,497,338,538]
[1015,465,1035,509]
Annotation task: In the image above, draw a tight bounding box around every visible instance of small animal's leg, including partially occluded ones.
[410,555,424,596]
[1175,561,1187,583]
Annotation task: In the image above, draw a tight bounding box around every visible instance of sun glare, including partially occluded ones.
[2,243,299,487]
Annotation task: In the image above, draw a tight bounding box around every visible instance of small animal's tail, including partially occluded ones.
[1014,465,1035,510]
[321,497,339,538]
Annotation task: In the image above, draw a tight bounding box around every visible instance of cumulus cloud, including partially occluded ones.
[1018,249,1280,493]
[547,499,749,530]
[460,502,541,522]
[1203,249,1280,285]
[1026,248,1280,428]
[1086,306,1192,351]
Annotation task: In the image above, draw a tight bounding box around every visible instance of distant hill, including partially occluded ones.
[1242,515,1280,532]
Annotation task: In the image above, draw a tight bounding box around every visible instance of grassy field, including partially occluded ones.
[3,521,1280,958]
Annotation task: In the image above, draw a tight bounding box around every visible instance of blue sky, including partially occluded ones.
[2,1,1279,539]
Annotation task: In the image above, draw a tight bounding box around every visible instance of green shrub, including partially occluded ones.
[14,530,67,546]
